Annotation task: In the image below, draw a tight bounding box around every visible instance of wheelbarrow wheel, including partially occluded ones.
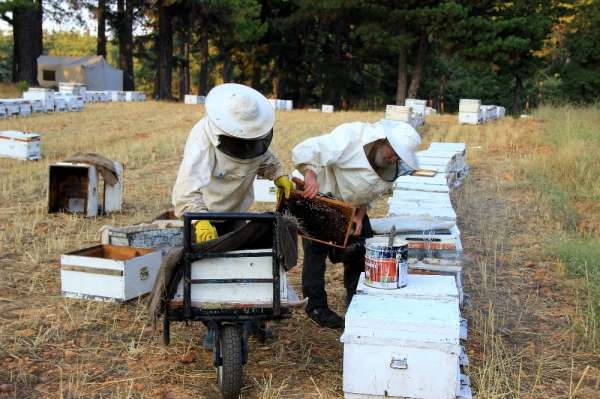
[217,325,243,399]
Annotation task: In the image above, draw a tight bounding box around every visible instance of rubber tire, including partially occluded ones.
[217,325,243,399]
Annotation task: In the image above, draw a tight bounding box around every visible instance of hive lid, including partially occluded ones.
[356,273,459,300]
[341,294,460,346]
[0,130,41,141]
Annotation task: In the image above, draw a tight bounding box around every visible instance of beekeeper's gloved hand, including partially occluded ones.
[194,220,218,243]
[274,176,293,199]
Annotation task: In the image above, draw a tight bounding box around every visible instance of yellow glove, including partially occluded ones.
[194,220,218,243]
[274,176,293,199]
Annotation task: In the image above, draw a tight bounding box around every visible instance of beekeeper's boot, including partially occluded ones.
[306,307,344,329]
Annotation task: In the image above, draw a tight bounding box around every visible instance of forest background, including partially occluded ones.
[0,0,599,113]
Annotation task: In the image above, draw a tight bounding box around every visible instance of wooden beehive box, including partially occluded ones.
[61,244,161,302]
[277,190,356,248]
[48,161,123,217]
[0,130,41,160]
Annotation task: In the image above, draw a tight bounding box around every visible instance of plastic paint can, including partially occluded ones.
[364,240,409,289]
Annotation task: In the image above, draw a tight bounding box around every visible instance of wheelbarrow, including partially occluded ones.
[163,212,292,399]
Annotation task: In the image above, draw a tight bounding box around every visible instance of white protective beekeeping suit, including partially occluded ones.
[172,84,285,216]
[292,121,420,207]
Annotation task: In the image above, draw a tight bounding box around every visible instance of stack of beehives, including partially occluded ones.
[0,87,147,119]
[344,141,472,399]
[459,98,505,125]
[404,98,427,127]
[184,94,206,105]
[268,99,294,111]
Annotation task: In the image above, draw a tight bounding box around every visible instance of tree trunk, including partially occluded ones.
[395,45,408,105]
[221,41,231,83]
[179,23,190,100]
[156,0,173,99]
[514,75,523,115]
[197,31,209,95]
[407,31,428,99]
[12,1,43,85]
[97,0,107,57]
[251,57,261,89]
[117,0,135,90]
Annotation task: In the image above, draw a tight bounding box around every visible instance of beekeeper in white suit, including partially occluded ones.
[292,120,421,328]
[172,83,292,242]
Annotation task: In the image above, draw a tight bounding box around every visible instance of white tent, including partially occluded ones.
[37,55,123,91]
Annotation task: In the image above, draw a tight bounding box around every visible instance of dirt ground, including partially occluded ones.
[0,103,597,398]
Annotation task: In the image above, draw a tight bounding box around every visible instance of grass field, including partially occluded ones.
[0,101,598,398]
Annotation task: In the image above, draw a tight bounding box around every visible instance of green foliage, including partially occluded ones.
[0,33,12,81]
[16,79,28,93]
[559,0,600,103]
[551,235,600,347]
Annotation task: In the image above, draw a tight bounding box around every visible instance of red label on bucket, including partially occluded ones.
[365,256,398,289]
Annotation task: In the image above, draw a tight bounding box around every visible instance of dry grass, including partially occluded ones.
[0,83,22,98]
[0,103,598,398]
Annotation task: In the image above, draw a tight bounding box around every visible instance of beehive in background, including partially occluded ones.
[184,94,205,105]
[405,98,427,116]
[0,131,42,161]
[322,104,334,113]
[48,160,123,217]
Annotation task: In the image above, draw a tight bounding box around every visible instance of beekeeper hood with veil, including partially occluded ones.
[172,83,292,243]
[292,120,421,207]
[291,120,421,329]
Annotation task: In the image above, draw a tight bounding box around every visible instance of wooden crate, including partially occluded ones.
[61,244,161,302]
[277,190,356,248]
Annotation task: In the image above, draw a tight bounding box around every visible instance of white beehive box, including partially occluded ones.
[61,244,161,302]
[322,104,334,113]
[172,248,288,307]
[59,82,87,96]
[0,104,6,118]
[425,106,437,115]
[23,88,55,102]
[253,177,278,202]
[43,99,55,112]
[0,131,41,160]
[88,91,110,102]
[458,99,480,113]
[84,92,97,103]
[30,100,45,113]
[341,294,461,399]
[370,217,455,235]
[54,97,67,112]
[56,94,84,111]
[408,258,465,305]
[428,142,465,154]
[356,273,459,302]
[109,91,126,102]
[388,203,456,222]
[405,99,427,116]
[393,182,450,193]
[48,161,123,217]
[388,194,453,210]
[17,100,32,116]
[385,105,412,122]
[285,100,293,111]
[368,227,461,257]
[458,112,480,125]
[184,94,205,105]
[0,100,21,116]
[394,173,450,188]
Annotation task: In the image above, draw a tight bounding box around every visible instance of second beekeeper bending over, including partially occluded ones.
[292,120,421,328]
[172,83,292,242]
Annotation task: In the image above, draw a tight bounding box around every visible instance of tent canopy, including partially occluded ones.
[37,55,123,91]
